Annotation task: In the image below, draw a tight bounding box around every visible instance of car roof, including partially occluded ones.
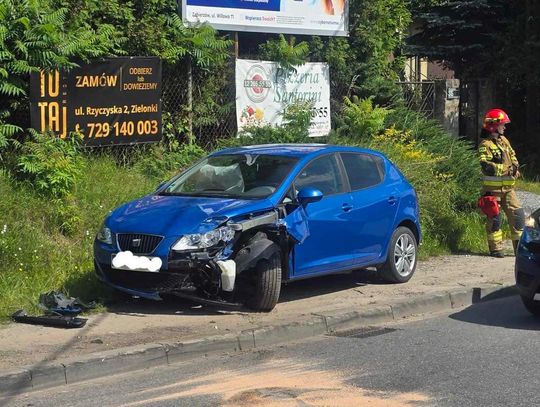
[211,144,385,159]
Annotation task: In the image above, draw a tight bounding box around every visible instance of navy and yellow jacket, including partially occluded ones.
[478,135,518,192]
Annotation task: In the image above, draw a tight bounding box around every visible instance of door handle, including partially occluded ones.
[388,196,398,205]
[342,203,353,212]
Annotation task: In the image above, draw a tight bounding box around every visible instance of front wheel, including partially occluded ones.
[246,252,282,312]
[520,295,540,317]
[379,226,418,283]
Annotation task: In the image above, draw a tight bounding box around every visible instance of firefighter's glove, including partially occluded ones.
[481,162,495,176]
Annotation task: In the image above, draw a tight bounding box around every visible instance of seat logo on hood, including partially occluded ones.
[132,238,142,248]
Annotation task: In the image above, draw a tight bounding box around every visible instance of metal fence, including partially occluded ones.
[66,63,353,166]
[31,64,435,165]
[160,63,352,148]
[161,63,237,149]
[397,81,435,118]
[458,80,481,146]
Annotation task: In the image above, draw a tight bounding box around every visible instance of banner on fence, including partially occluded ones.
[236,59,331,137]
[30,57,162,147]
[182,0,348,37]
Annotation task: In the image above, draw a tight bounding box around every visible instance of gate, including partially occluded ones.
[397,81,436,118]
[458,80,481,146]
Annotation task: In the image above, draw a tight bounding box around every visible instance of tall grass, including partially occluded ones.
[0,158,156,318]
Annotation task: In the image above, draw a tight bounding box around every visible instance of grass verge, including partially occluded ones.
[0,158,155,319]
[517,178,540,195]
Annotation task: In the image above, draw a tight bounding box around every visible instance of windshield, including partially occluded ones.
[161,154,298,199]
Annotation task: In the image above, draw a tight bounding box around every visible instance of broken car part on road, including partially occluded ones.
[11,310,87,329]
[10,291,94,328]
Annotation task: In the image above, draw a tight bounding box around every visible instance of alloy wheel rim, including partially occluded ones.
[394,234,416,277]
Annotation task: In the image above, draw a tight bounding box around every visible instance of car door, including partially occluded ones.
[339,152,400,265]
[291,153,357,276]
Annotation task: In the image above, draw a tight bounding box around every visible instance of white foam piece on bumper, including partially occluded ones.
[217,260,236,292]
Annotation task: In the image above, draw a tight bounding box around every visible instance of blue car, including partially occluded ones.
[94,144,421,311]
[516,208,540,316]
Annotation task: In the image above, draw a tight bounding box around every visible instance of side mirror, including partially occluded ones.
[297,187,323,205]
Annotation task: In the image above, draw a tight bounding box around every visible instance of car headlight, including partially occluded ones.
[172,226,236,251]
[96,224,113,245]
[519,227,540,254]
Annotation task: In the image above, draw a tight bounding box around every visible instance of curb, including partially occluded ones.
[0,283,518,396]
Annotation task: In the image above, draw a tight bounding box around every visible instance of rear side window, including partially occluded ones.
[295,154,346,196]
[340,153,385,191]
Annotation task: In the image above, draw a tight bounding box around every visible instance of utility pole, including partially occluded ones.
[187,58,193,144]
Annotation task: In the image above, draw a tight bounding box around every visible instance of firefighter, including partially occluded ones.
[478,108,525,258]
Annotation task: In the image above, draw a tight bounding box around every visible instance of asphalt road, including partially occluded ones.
[4,295,540,407]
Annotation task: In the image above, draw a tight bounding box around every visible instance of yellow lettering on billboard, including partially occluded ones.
[48,71,59,97]
[48,102,60,132]
[38,102,47,131]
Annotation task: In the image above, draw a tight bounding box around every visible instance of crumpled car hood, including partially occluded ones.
[107,194,275,236]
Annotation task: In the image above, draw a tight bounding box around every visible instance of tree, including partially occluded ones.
[259,34,309,72]
[0,0,233,149]
[407,0,540,152]
[406,0,514,78]
[310,0,411,105]
[0,0,117,155]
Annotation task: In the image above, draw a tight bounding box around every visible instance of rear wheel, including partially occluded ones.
[520,295,540,317]
[379,226,417,283]
[246,252,282,312]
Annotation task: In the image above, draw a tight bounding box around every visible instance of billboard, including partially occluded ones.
[236,59,331,137]
[30,57,162,147]
[182,0,348,37]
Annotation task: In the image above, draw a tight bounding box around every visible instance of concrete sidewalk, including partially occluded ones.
[0,254,517,395]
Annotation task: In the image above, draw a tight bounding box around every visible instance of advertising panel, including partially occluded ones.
[236,59,331,137]
[182,0,348,37]
[30,57,162,147]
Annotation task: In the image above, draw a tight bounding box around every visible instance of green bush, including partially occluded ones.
[331,99,485,257]
[384,108,481,208]
[219,102,314,148]
[134,142,206,180]
[10,131,85,235]
[0,0,118,150]
[336,96,390,140]
[15,131,83,198]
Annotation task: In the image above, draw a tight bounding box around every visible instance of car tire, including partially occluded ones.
[246,252,282,312]
[379,226,418,283]
[520,295,540,317]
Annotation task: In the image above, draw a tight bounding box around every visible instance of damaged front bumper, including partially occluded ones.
[94,259,244,307]
[94,206,309,308]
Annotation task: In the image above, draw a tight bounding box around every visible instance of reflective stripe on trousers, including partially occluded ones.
[483,189,523,253]
[487,230,503,242]
[483,175,516,188]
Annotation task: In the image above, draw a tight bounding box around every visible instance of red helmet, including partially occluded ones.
[483,108,511,133]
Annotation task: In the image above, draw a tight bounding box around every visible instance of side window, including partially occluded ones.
[295,154,345,196]
[340,153,384,191]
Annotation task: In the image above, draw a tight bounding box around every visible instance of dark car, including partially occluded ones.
[94,144,421,311]
[516,207,540,316]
